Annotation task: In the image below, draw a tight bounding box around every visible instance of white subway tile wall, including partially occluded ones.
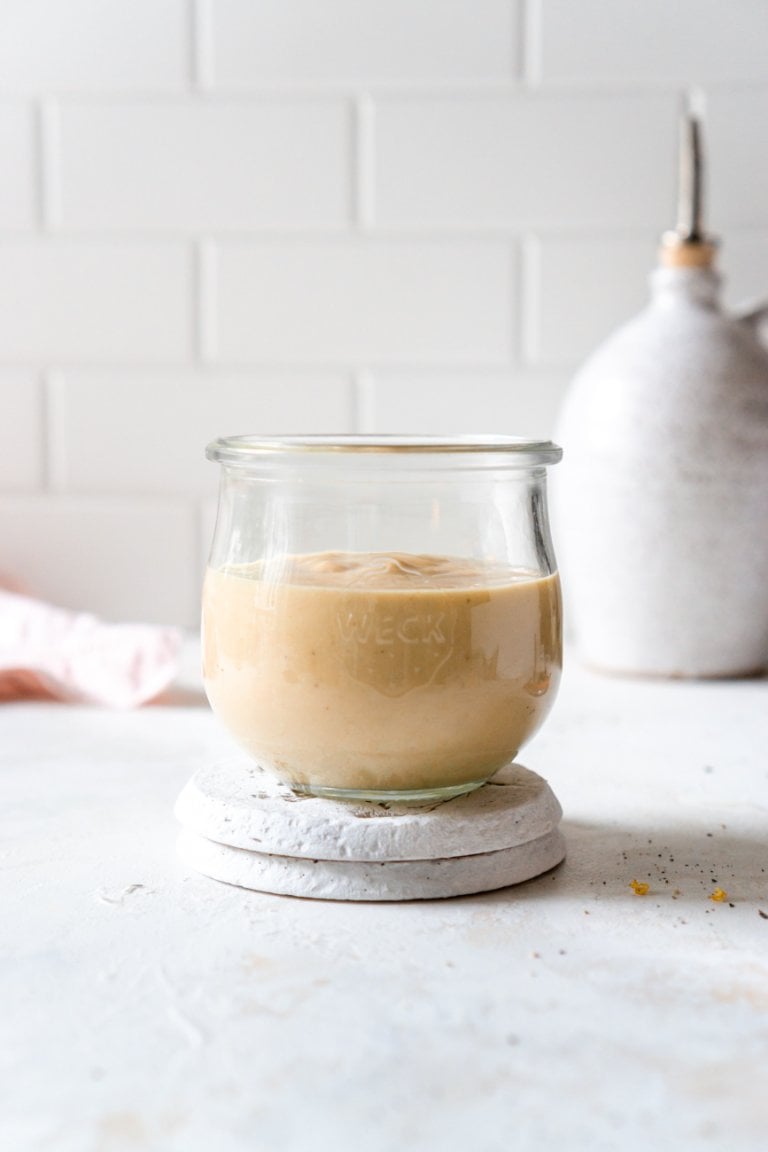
[0,0,766,626]
[362,369,565,437]
[0,105,36,227]
[48,370,353,495]
[54,101,352,229]
[535,0,768,85]
[210,240,514,364]
[0,0,188,93]
[0,497,197,624]
[708,89,768,229]
[0,372,43,492]
[375,94,679,228]
[0,241,192,361]
[524,236,655,367]
[201,0,520,86]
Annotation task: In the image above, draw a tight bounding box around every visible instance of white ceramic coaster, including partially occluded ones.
[175,760,565,900]
[174,760,562,862]
[176,826,566,902]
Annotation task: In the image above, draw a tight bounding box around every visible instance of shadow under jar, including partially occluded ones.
[202,435,563,803]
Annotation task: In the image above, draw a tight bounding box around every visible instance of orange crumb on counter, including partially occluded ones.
[710,888,728,903]
[630,880,650,896]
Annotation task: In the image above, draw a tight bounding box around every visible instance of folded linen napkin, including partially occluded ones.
[0,588,182,708]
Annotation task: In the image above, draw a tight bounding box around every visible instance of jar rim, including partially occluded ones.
[207,434,562,465]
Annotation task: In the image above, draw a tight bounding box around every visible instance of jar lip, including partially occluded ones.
[207,434,562,465]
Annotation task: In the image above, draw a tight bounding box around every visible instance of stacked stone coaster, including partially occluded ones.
[175,761,565,901]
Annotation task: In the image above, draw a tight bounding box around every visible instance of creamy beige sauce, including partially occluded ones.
[202,552,562,794]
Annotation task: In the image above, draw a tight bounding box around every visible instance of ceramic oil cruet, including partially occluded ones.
[554,109,768,677]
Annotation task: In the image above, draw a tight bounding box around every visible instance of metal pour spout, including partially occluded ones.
[660,95,717,268]
[676,110,704,241]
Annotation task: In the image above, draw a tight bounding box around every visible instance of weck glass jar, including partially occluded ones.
[202,435,563,802]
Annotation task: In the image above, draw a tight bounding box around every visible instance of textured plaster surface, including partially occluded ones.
[2,646,767,1151]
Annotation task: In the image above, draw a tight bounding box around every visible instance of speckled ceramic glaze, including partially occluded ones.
[555,265,768,677]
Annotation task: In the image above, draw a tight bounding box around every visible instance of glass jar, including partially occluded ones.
[202,435,563,802]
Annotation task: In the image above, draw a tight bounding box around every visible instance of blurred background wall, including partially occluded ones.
[1,0,767,627]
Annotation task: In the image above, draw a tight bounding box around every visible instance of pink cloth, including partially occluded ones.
[0,589,182,708]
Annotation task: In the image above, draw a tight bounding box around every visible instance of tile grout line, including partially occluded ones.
[0,357,582,372]
[521,0,542,87]
[518,233,540,368]
[13,80,768,101]
[354,94,376,231]
[0,225,703,244]
[509,235,522,371]
[193,496,206,628]
[190,0,213,92]
[41,369,59,494]
[196,240,216,363]
[36,99,59,230]
[0,224,738,242]
[353,370,375,432]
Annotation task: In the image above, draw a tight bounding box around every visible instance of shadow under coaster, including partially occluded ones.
[175,761,565,902]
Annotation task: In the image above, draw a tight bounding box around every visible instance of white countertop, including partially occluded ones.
[3,646,767,1152]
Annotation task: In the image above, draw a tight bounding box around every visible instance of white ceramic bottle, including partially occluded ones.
[554,112,768,677]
